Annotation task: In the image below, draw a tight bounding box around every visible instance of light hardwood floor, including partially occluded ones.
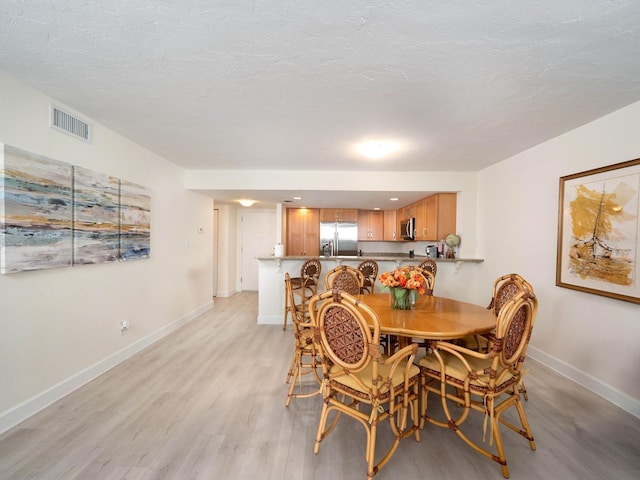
[1,292,639,479]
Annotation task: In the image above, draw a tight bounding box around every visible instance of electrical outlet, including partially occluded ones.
[119,320,130,335]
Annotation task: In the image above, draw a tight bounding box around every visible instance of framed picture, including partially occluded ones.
[556,158,640,304]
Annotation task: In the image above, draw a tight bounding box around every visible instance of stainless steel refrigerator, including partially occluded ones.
[320,221,358,256]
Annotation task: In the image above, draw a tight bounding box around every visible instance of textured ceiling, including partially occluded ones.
[1,1,640,205]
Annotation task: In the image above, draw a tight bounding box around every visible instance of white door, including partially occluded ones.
[241,210,276,291]
[212,208,219,297]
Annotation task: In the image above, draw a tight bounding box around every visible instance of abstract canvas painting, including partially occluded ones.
[557,158,640,304]
[0,144,73,274]
[73,166,120,264]
[119,179,151,260]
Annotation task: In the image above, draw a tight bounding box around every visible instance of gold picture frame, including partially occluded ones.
[556,158,640,304]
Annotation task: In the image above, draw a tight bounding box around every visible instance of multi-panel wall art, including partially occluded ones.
[0,144,151,274]
[73,166,121,264]
[0,146,73,274]
[119,180,151,261]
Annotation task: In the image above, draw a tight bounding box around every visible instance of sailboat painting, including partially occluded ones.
[557,158,640,304]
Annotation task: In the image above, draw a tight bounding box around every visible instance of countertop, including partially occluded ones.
[257,254,483,263]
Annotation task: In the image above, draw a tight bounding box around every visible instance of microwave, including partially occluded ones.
[400,217,415,241]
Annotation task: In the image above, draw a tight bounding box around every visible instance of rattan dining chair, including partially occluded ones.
[418,258,437,278]
[324,265,365,295]
[419,290,538,479]
[461,273,534,401]
[309,289,421,479]
[283,258,322,330]
[357,259,378,294]
[284,273,322,406]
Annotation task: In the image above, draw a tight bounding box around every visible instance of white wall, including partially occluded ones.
[477,100,640,415]
[0,72,214,432]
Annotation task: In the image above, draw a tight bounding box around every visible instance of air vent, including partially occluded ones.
[50,104,91,142]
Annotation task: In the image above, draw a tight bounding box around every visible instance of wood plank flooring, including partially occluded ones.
[1,292,639,479]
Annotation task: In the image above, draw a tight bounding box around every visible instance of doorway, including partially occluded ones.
[213,208,219,297]
[241,210,276,291]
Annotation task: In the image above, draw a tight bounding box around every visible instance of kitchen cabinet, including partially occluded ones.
[414,198,428,241]
[423,193,457,241]
[357,210,384,241]
[320,208,358,222]
[383,210,397,241]
[286,208,320,256]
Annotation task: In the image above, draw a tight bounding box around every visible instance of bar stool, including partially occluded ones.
[283,258,321,330]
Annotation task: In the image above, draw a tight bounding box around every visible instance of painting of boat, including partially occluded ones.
[567,180,637,286]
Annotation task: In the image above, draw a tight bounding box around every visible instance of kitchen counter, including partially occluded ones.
[256,255,484,326]
[258,254,483,263]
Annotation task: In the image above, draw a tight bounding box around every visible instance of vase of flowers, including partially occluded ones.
[379,268,428,310]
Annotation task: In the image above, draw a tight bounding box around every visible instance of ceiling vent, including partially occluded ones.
[50,104,91,143]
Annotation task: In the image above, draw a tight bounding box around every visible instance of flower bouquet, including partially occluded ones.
[378,268,428,309]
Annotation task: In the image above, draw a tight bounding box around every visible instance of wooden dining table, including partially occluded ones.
[356,293,496,342]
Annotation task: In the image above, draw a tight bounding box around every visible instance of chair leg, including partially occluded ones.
[283,298,290,331]
[519,379,529,401]
[285,348,298,384]
[314,401,331,454]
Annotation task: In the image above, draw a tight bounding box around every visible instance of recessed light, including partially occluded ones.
[373,207,381,210]
[390,197,399,202]
[293,196,302,200]
[356,140,398,159]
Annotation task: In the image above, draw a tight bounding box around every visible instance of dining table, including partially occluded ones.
[356,293,496,343]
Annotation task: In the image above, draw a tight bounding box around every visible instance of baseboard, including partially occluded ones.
[528,346,640,418]
[215,289,236,298]
[0,300,214,435]
[257,314,281,325]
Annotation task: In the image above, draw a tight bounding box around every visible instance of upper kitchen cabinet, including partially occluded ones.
[320,208,358,222]
[383,210,397,241]
[357,210,384,241]
[422,193,457,241]
[286,208,320,256]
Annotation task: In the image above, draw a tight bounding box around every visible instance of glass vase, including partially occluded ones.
[390,287,413,310]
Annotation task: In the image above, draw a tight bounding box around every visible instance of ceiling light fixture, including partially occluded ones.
[390,197,399,202]
[238,199,256,207]
[356,140,398,159]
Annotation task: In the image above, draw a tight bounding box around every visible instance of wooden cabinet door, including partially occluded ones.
[383,210,397,241]
[357,210,384,241]
[369,210,384,240]
[319,209,338,222]
[357,210,370,241]
[425,193,457,240]
[286,208,319,255]
[320,208,358,222]
[414,199,427,240]
[304,208,320,255]
[287,208,305,255]
[339,209,358,222]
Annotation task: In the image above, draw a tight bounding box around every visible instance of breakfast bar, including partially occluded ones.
[256,254,483,325]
